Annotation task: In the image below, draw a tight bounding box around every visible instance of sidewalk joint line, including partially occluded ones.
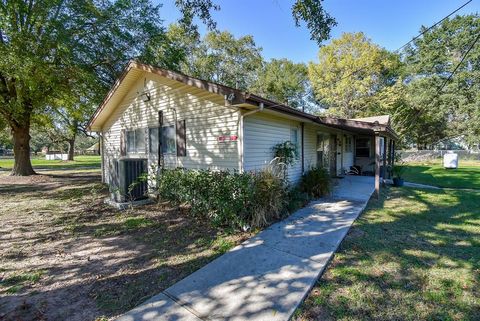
[163,290,208,321]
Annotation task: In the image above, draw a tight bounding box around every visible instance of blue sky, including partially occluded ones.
[156,0,480,63]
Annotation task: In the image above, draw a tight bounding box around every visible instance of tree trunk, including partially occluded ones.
[11,124,36,176]
[67,137,75,161]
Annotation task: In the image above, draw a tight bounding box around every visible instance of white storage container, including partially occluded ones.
[443,152,458,169]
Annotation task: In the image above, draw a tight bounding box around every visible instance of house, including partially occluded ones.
[88,61,398,200]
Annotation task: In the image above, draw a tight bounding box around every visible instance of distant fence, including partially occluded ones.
[399,150,480,162]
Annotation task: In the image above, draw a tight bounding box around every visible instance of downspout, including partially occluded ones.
[239,102,264,173]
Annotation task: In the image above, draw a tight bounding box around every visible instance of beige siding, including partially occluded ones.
[101,73,240,185]
[303,124,319,170]
[243,113,303,184]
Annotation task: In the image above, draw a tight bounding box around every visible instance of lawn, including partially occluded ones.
[0,155,101,170]
[294,187,480,321]
[401,159,480,189]
[0,169,252,321]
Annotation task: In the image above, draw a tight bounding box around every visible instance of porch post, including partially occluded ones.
[375,134,381,199]
[382,137,387,179]
[391,140,396,170]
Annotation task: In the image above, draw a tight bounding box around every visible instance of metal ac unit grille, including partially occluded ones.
[114,158,148,202]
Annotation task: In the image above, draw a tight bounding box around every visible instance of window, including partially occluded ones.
[355,138,371,157]
[126,128,146,154]
[149,127,159,154]
[345,136,353,153]
[316,133,327,167]
[162,125,176,154]
[290,128,299,149]
[149,121,186,156]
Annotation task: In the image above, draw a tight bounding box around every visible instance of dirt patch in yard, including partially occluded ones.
[0,169,252,321]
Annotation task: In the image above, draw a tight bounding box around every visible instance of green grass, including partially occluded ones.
[0,270,44,294]
[295,187,480,321]
[0,155,101,170]
[402,160,480,189]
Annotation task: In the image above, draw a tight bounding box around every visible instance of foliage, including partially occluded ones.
[251,58,315,110]
[308,32,402,118]
[155,168,289,229]
[0,0,234,175]
[169,27,264,90]
[249,169,288,227]
[291,0,337,45]
[272,141,299,167]
[300,166,331,198]
[392,164,407,179]
[402,14,480,149]
[286,187,311,213]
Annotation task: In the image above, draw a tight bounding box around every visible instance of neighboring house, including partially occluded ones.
[88,61,398,199]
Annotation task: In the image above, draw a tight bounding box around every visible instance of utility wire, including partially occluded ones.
[438,31,480,92]
[311,0,473,91]
[398,29,480,130]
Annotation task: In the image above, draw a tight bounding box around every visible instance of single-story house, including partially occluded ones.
[88,61,398,200]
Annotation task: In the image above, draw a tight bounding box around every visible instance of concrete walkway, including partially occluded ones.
[117,176,375,321]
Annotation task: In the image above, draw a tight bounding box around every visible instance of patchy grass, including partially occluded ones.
[402,159,480,189]
[0,168,252,321]
[0,155,101,170]
[0,270,44,294]
[295,187,480,321]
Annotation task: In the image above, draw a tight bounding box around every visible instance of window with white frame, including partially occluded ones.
[345,136,353,153]
[290,128,299,150]
[316,133,327,167]
[126,128,146,154]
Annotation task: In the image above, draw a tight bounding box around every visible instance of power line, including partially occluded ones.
[397,28,480,130]
[438,31,480,92]
[311,0,473,91]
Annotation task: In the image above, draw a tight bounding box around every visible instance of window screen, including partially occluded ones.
[162,125,176,154]
[356,138,370,157]
[126,128,146,154]
[149,127,159,154]
[345,136,353,153]
[290,128,299,151]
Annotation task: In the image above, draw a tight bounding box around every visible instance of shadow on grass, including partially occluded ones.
[402,164,480,189]
[298,186,480,321]
[0,171,240,321]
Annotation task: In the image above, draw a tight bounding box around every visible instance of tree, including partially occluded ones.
[0,0,219,175]
[251,58,314,111]
[180,30,264,90]
[291,0,337,44]
[0,0,164,175]
[403,14,480,148]
[1,0,337,176]
[308,32,402,118]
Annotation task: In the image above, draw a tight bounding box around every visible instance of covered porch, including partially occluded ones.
[320,115,398,198]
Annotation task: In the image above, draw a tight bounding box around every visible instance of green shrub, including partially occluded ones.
[156,168,288,229]
[286,187,310,213]
[300,167,331,198]
[248,170,288,227]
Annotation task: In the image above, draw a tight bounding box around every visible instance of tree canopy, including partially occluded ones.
[308,32,401,118]
[251,58,313,111]
[402,14,480,148]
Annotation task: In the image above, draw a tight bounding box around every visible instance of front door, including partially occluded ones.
[329,134,337,176]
